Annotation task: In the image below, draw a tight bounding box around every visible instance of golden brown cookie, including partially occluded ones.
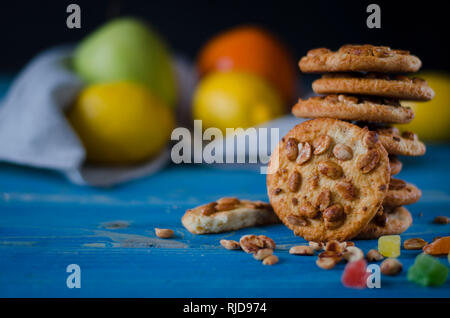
[384,178,422,206]
[182,198,280,234]
[357,206,412,239]
[267,118,390,242]
[299,45,422,73]
[377,127,426,156]
[389,155,402,176]
[312,73,434,101]
[292,95,414,124]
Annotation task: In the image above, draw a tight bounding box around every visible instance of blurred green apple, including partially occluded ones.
[73,18,177,108]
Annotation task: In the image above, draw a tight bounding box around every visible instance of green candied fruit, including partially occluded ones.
[407,253,449,287]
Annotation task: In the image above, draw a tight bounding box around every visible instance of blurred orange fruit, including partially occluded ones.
[197,26,297,104]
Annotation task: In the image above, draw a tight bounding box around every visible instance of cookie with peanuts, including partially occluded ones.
[182,198,280,234]
[312,73,434,101]
[357,206,413,239]
[292,95,414,124]
[389,156,403,176]
[299,44,422,73]
[267,118,390,242]
[376,127,426,156]
[384,178,422,206]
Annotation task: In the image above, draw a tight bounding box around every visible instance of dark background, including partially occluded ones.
[0,0,449,73]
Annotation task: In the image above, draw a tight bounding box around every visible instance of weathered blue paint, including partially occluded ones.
[0,77,449,298]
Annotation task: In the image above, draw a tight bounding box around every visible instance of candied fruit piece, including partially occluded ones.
[407,253,449,287]
[378,235,400,257]
[423,236,450,255]
[341,259,369,289]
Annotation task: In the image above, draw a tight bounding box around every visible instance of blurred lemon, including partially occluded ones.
[399,72,450,141]
[68,82,175,164]
[193,72,284,133]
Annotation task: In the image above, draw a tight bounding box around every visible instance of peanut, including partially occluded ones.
[403,238,427,250]
[312,135,332,155]
[343,246,364,262]
[253,248,273,260]
[262,255,279,265]
[220,239,241,250]
[366,249,384,262]
[155,228,174,239]
[380,258,402,276]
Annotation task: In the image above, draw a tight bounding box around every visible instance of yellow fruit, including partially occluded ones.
[399,72,450,141]
[68,82,174,164]
[193,71,284,133]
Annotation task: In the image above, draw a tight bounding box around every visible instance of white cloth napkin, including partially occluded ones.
[0,46,197,186]
[0,45,302,186]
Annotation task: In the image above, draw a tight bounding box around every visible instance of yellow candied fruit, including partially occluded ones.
[378,235,401,258]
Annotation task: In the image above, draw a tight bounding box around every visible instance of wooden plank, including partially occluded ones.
[1,152,450,297]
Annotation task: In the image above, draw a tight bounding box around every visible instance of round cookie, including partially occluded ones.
[292,95,414,124]
[299,44,422,73]
[377,127,426,156]
[384,178,422,206]
[389,155,402,176]
[357,206,412,239]
[312,73,434,101]
[267,118,390,242]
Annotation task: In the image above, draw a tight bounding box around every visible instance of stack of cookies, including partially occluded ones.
[267,44,433,242]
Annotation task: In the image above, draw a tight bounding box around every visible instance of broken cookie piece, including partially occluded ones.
[181,198,280,234]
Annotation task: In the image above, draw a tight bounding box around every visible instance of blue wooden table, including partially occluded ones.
[0,78,449,298]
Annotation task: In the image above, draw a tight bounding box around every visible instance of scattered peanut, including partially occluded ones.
[318,251,343,263]
[253,248,273,260]
[316,257,337,270]
[309,241,324,251]
[289,245,314,256]
[380,258,402,276]
[366,249,384,262]
[325,240,344,253]
[262,255,279,265]
[239,235,276,254]
[220,239,241,250]
[343,246,364,262]
[155,228,174,239]
[403,238,427,250]
[433,216,450,225]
